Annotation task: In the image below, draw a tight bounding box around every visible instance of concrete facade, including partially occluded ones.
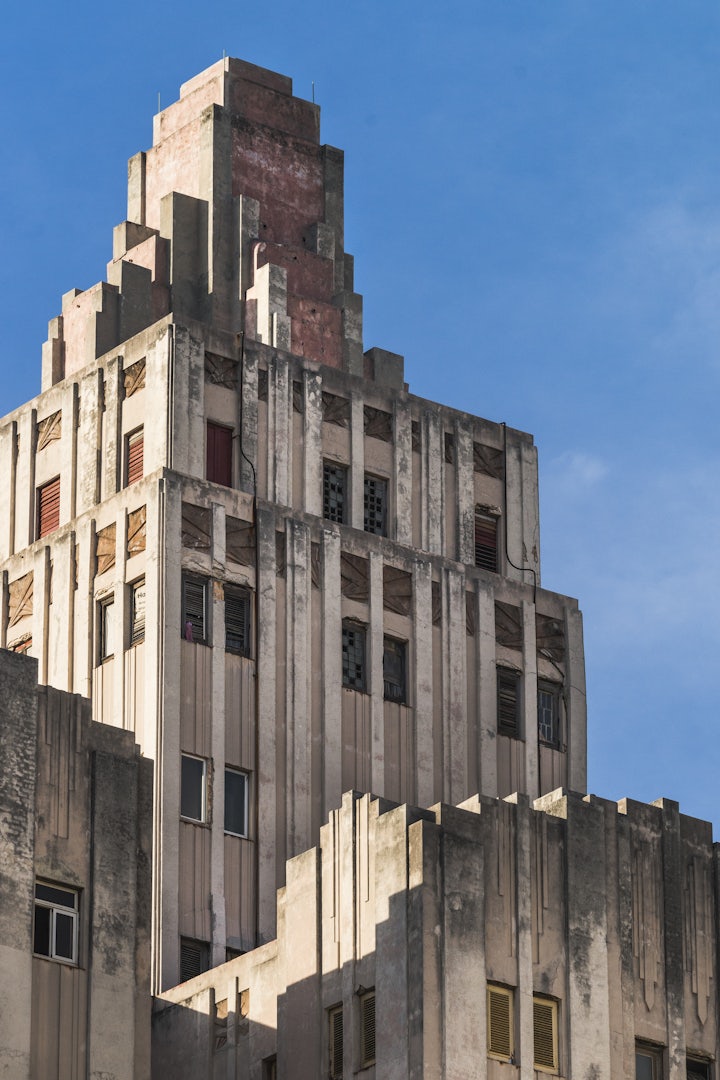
[0,649,152,1080]
[0,56,587,993]
[154,789,718,1080]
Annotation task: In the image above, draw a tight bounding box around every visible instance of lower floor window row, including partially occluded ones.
[487,986,558,1072]
[180,754,250,838]
[329,990,375,1077]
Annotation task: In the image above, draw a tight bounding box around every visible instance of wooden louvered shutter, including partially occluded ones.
[487,986,513,1060]
[360,991,376,1067]
[474,507,498,572]
[497,668,521,737]
[329,1006,343,1079]
[37,477,60,538]
[183,577,207,643]
[127,429,144,484]
[207,422,233,486]
[533,997,558,1071]
[225,589,250,655]
[180,938,208,983]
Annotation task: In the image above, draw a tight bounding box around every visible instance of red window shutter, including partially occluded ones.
[127,430,144,484]
[37,477,60,538]
[207,422,232,487]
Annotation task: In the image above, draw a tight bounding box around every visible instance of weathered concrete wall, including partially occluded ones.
[154,789,719,1080]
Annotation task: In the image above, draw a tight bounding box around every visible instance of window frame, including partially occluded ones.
[323,461,348,525]
[363,473,388,536]
[328,1004,344,1080]
[130,577,146,646]
[225,586,251,657]
[537,679,561,748]
[474,506,499,573]
[37,476,61,539]
[98,595,115,662]
[342,620,367,693]
[635,1042,664,1080]
[497,666,522,738]
[33,881,79,965]
[532,995,559,1074]
[125,426,144,487]
[180,753,208,823]
[487,984,514,1062]
[383,635,408,704]
[687,1056,711,1080]
[182,574,209,645]
[224,767,250,838]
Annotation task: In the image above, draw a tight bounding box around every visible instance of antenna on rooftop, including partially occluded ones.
[312,81,315,103]
[157,92,161,113]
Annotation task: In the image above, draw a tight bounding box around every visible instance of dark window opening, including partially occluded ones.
[329,1005,343,1079]
[364,474,387,536]
[225,768,249,837]
[323,462,347,524]
[687,1059,711,1080]
[181,754,206,822]
[180,937,210,982]
[183,575,208,644]
[497,668,521,738]
[383,636,407,704]
[636,1044,663,1080]
[342,622,366,692]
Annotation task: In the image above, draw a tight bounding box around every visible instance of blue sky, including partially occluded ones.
[1,2,719,825]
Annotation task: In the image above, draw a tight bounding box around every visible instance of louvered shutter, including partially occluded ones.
[183,578,207,643]
[360,991,376,1067]
[127,430,144,484]
[497,668,521,737]
[37,477,60,538]
[474,508,498,572]
[329,1006,343,1078]
[180,938,208,982]
[225,590,250,655]
[533,997,557,1071]
[487,986,513,1059]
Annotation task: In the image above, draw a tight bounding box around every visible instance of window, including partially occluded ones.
[687,1059,711,1080]
[225,768,249,837]
[130,578,146,645]
[225,587,251,656]
[538,681,560,746]
[33,882,78,964]
[180,937,210,982]
[328,1005,343,1079]
[636,1044,663,1080]
[360,990,376,1068]
[183,575,208,644]
[262,1057,277,1080]
[487,985,514,1062]
[323,462,347,524]
[497,668,521,738]
[474,507,498,572]
[342,622,366,692]
[126,428,144,486]
[99,597,114,661]
[364,474,387,535]
[383,637,407,704]
[181,754,207,822]
[37,476,60,538]
[533,996,558,1073]
[207,421,233,486]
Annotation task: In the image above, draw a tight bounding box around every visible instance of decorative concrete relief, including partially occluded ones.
[123,357,146,397]
[205,351,237,389]
[322,391,350,428]
[473,441,505,480]
[128,506,147,556]
[684,854,712,1025]
[536,614,565,663]
[495,601,523,651]
[36,410,61,451]
[8,571,33,626]
[382,565,411,616]
[341,552,369,602]
[364,405,393,443]
[226,516,255,566]
[632,842,661,1011]
[181,503,211,551]
[96,523,116,575]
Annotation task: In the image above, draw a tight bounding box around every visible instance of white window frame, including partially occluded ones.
[33,882,79,965]
[181,753,208,823]
[98,595,115,662]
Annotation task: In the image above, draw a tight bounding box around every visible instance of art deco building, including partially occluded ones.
[0,56,586,994]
